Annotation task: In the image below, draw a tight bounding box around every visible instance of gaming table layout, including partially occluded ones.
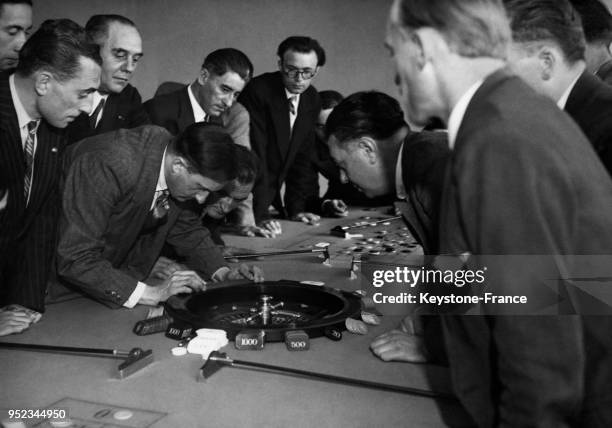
[0,208,472,428]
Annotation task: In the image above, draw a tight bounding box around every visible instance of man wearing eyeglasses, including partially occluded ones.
[66,14,150,144]
[239,36,324,225]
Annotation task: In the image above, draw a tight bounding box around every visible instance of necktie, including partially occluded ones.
[152,189,170,220]
[288,96,297,115]
[89,98,106,129]
[23,120,38,203]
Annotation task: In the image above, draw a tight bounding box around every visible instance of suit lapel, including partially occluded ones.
[270,73,292,160]
[177,88,196,133]
[0,75,27,215]
[97,93,121,133]
[23,122,63,226]
[285,89,315,165]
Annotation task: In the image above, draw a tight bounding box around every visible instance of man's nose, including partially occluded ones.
[13,32,27,52]
[123,57,137,73]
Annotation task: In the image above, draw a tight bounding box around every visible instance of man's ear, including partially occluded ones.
[277,59,283,71]
[34,71,52,96]
[198,68,210,85]
[171,156,189,175]
[358,136,378,164]
[537,46,556,81]
[414,27,448,70]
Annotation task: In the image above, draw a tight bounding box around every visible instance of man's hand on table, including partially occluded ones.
[215,263,264,283]
[322,199,348,217]
[291,212,321,225]
[237,220,282,238]
[0,304,42,336]
[140,270,206,306]
[149,256,187,280]
[370,315,428,363]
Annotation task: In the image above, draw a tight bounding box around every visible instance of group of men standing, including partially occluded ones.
[0,2,327,330]
[2,0,612,426]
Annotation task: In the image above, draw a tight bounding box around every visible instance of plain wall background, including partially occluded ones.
[32,0,397,102]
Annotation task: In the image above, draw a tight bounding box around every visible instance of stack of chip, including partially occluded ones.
[171,328,228,358]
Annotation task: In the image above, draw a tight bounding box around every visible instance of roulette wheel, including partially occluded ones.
[164,280,363,341]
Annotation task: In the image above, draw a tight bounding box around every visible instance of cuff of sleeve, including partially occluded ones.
[123,281,146,308]
[212,266,230,282]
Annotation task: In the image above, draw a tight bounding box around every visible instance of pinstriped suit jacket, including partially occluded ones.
[0,73,67,312]
[57,125,227,308]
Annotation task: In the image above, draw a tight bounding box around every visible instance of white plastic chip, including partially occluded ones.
[171,346,188,356]
[196,328,227,339]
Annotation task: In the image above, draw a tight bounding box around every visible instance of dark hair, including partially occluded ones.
[234,146,259,185]
[17,19,102,81]
[325,91,407,142]
[504,0,586,62]
[277,36,326,66]
[570,0,612,45]
[395,0,510,60]
[170,122,239,182]
[85,14,138,48]
[319,90,344,110]
[202,48,253,83]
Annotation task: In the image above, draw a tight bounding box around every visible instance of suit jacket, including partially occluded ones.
[57,125,227,308]
[143,86,251,147]
[438,69,612,427]
[144,86,254,226]
[0,73,66,311]
[565,70,612,176]
[66,84,150,144]
[238,71,320,221]
[396,130,448,255]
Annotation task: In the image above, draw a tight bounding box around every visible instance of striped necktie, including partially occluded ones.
[288,96,297,115]
[23,120,39,203]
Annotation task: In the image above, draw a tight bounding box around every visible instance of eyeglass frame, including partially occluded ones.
[281,64,319,80]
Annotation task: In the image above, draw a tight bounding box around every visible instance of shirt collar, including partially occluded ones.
[90,91,109,116]
[557,72,582,109]
[447,79,484,150]
[9,74,37,130]
[156,147,168,192]
[285,88,300,104]
[188,83,207,122]
[395,141,407,199]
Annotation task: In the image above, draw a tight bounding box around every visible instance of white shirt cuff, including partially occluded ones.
[212,266,230,282]
[123,282,147,308]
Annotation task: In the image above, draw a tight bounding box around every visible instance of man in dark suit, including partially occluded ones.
[324,91,449,367]
[66,14,149,144]
[239,36,324,225]
[0,167,41,337]
[0,0,31,72]
[506,0,612,175]
[57,123,263,309]
[505,1,612,425]
[0,19,101,312]
[571,0,612,85]
[144,49,278,237]
[326,91,448,254]
[386,0,612,426]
